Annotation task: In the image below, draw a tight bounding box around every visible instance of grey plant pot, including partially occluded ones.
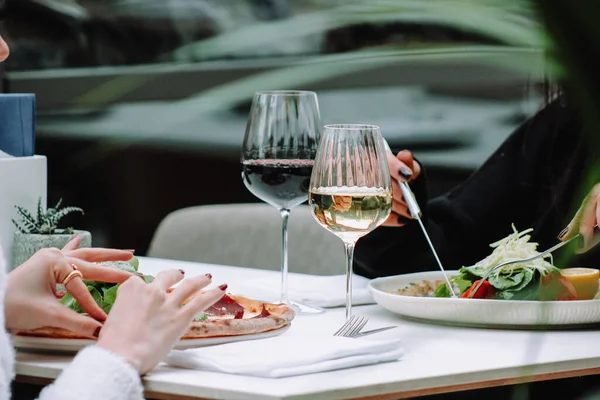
[12,230,92,270]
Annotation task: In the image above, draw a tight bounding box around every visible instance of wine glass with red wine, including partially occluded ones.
[241,90,323,314]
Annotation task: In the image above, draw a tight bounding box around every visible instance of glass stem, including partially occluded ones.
[279,208,291,304]
[343,241,356,320]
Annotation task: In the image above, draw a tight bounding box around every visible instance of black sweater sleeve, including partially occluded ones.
[354,101,577,278]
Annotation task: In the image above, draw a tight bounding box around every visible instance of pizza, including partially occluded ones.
[14,294,295,340]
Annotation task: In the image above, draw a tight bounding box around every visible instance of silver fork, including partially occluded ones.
[333,315,397,338]
[468,233,581,298]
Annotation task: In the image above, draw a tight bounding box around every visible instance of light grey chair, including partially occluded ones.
[147,203,346,275]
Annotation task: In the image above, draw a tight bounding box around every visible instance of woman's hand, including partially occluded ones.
[5,236,135,337]
[559,183,600,252]
[97,270,226,375]
[383,149,422,227]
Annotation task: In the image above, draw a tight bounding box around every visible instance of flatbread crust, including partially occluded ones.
[14,295,295,340]
[181,295,294,339]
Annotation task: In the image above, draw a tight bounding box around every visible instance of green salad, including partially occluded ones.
[60,256,154,314]
[434,226,577,301]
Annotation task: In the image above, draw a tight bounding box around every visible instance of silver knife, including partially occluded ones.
[398,180,456,297]
[382,140,456,297]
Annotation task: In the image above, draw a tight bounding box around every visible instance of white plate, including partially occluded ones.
[12,324,290,353]
[369,271,600,329]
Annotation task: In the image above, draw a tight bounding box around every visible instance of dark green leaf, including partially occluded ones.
[433,282,452,298]
[98,261,137,274]
[61,260,153,316]
[488,268,534,290]
[497,278,541,300]
[455,276,474,294]
[60,293,83,313]
[193,312,208,322]
[461,264,489,279]
[101,285,119,313]
[87,286,104,309]
[128,256,139,272]
[433,275,473,297]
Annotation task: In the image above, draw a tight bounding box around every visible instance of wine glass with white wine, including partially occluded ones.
[308,124,392,319]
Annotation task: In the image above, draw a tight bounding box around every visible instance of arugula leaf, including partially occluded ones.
[98,261,136,274]
[193,312,208,322]
[59,257,152,315]
[455,277,473,293]
[433,276,473,297]
[455,268,480,283]
[60,285,104,312]
[97,256,140,274]
[128,256,139,271]
[497,277,541,300]
[509,268,534,291]
[462,263,536,291]
[433,282,451,298]
[102,285,119,313]
[88,286,104,308]
[488,268,535,290]
[60,293,83,313]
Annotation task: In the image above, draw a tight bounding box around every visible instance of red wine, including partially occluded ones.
[242,159,314,209]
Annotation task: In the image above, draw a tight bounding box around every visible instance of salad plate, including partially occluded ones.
[369,271,600,328]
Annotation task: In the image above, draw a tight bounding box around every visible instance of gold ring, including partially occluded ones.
[62,270,83,286]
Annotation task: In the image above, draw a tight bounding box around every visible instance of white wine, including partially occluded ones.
[309,186,392,242]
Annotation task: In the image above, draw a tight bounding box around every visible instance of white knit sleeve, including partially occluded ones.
[37,345,144,400]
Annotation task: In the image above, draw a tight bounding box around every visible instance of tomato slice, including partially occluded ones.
[461,280,496,299]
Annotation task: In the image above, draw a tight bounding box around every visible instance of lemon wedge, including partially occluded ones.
[561,268,600,300]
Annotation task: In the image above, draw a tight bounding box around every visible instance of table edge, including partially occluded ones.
[16,362,600,400]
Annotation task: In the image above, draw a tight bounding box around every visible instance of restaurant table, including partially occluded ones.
[14,257,600,400]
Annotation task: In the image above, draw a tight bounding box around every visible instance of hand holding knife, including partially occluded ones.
[383,140,457,297]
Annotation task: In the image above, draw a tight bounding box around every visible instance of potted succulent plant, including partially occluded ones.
[11,197,91,269]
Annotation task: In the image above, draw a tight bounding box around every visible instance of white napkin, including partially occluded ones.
[233,274,374,308]
[0,150,11,158]
[165,336,403,378]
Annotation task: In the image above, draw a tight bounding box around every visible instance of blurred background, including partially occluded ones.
[1,0,546,254]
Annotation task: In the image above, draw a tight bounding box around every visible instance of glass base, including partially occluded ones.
[284,300,325,315]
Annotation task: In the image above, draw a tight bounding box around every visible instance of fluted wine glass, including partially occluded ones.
[308,124,392,319]
[241,90,322,314]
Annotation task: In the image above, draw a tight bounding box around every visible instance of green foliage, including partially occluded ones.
[531,1,600,269]
[12,197,84,235]
[80,1,548,116]
[170,0,542,62]
[151,0,547,127]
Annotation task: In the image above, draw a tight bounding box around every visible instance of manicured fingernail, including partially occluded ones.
[124,249,136,253]
[399,168,412,180]
[557,227,568,240]
[178,269,185,275]
[93,326,101,338]
[218,284,228,291]
[398,216,409,225]
[205,273,212,279]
